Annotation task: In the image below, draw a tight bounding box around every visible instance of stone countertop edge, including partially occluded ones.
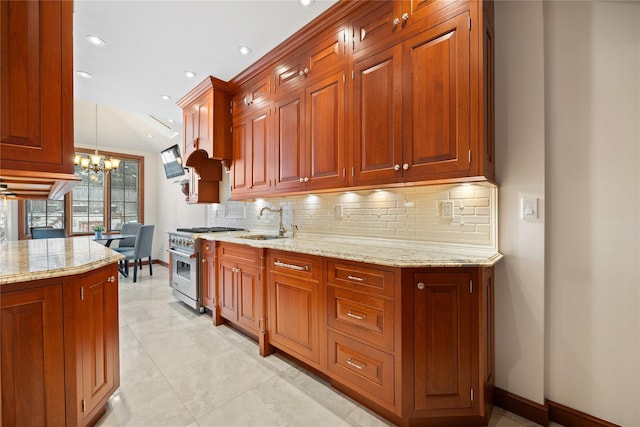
[0,237,125,286]
[199,232,503,268]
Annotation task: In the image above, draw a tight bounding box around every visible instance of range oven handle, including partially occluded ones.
[166,248,197,259]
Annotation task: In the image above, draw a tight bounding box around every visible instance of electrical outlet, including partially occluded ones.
[440,200,453,219]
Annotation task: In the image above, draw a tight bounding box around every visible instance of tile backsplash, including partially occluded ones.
[208,174,497,250]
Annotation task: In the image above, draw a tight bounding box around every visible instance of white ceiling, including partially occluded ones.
[73,0,338,153]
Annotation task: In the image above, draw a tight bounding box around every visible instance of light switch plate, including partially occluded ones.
[521,197,538,220]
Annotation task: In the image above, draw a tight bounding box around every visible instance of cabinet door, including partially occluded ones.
[402,12,471,180]
[304,28,347,80]
[273,92,305,191]
[183,106,197,160]
[237,264,261,334]
[304,70,347,190]
[1,285,66,426]
[231,106,271,197]
[202,242,216,311]
[395,0,462,29]
[352,45,403,185]
[79,267,119,423]
[0,0,74,174]
[413,272,471,412]
[268,272,320,367]
[219,259,238,322]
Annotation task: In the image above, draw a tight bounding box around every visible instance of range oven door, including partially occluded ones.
[168,248,201,311]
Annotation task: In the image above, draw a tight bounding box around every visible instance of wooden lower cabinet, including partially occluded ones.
[267,250,323,369]
[0,264,120,427]
[201,240,216,312]
[261,253,494,426]
[217,243,268,355]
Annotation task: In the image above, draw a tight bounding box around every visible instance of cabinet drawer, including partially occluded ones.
[352,1,397,55]
[327,286,394,351]
[327,330,395,409]
[268,251,321,281]
[219,242,260,266]
[326,261,396,298]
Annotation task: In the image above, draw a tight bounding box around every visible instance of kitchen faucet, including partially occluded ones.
[259,207,287,237]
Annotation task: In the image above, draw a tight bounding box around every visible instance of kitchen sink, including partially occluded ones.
[239,234,286,241]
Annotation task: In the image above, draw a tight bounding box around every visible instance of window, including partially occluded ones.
[19,149,144,239]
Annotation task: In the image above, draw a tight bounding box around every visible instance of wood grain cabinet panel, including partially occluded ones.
[351,1,397,55]
[327,286,394,351]
[1,265,120,427]
[231,106,272,196]
[0,0,75,174]
[402,12,471,181]
[217,243,265,349]
[395,0,463,31]
[327,330,396,411]
[202,241,216,312]
[267,251,323,369]
[1,285,66,426]
[412,271,473,413]
[75,267,120,425]
[352,45,403,185]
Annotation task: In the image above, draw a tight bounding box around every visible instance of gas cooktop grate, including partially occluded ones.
[175,227,245,233]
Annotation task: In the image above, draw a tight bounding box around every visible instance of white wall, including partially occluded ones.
[544,2,639,425]
[494,1,546,405]
[496,1,640,425]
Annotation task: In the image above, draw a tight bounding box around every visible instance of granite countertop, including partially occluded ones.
[0,237,124,285]
[200,231,503,268]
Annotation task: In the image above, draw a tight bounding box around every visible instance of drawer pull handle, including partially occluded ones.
[346,311,366,320]
[347,274,366,282]
[346,358,366,370]
[274,260,309,271]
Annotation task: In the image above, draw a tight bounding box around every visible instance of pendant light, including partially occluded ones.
[74,104,120,173]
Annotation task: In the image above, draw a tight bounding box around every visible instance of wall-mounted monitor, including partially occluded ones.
[160,144,186,179]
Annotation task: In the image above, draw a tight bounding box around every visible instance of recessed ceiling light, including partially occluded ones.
[147,134,153,139]
[299,0,314,6]
[238,46,251,55]
[86,35,106,46]
[184,71,197,78]
[76,71,93,79]
[167,118,175,123]
[161,95,171,100]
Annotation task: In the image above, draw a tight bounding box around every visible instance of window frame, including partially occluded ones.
[18,149,144,239]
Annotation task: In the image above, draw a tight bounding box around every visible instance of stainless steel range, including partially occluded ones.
[167,227,244,312]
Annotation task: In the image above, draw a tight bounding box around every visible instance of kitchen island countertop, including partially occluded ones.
[200,232,502,268]
[0,237,124,285]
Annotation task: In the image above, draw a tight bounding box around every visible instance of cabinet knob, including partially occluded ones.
[416,282,425,290]
[303,177,309,182]
[299,177,304,183]
[107,276,115,282]
[402,12,409,22]
[202,259,206,264]
[393,17,400,26]
[394,164,400,171]
[403,163,409,170]
[298,68,309,77]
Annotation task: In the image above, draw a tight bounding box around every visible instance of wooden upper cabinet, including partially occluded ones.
[275,28,347,95]
[231,105,272,197]
[352,1,398,56]
[352,45,403,186]
[177,76,232,162]
[233,74,272,117]
[274,69,347,191]
[0,0,74,174]
[394,0,463,30]
[304,70,347,190]
[402,12,471,181]
[274,92,305,192]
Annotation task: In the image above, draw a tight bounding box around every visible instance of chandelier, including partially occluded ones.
[74,104,120,173]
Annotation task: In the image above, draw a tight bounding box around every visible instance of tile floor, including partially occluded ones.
[96,265,543,427]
